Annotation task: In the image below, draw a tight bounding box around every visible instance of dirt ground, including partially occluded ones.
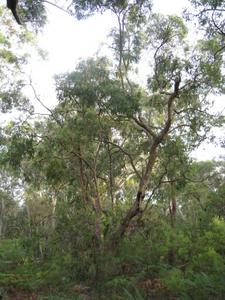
[6,291,37,300]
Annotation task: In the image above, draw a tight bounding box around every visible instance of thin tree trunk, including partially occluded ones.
[168,182,177,265]
[0,199,5,237]
[51,192,57,230]
[107,143,115,209]
[78,146,89,204]
[92,143,104,282]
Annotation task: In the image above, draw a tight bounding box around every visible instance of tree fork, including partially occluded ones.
[116,90,179,240]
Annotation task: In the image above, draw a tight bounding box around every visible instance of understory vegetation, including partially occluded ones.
[0,0,224,299]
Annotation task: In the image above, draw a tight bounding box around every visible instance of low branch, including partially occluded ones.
[28,79,61,126]
[132,115,157,138]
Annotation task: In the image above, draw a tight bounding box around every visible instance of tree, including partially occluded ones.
[187,0,225,37]
[0,170,22,237]
[0,2,45,243]
[0,3,42,114]
[186,0,225,60]
[7,7,223,246]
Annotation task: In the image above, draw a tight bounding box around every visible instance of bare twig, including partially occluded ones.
[43,0,71,15]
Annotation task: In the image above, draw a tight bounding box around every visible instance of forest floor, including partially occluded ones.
[4,288,38,300]
[3,287,94,300]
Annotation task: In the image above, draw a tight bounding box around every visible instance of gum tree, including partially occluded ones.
[10,2,224,247]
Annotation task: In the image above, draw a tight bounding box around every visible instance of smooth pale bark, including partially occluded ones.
[0,199,5,237]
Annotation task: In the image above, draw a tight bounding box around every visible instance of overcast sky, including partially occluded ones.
[30,0,187,106]
[28,0,225,160]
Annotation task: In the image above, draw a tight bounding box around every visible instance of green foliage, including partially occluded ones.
[55,57,140,116]
[0,239,36,287]
[186,0,225,38]
[20,0,47,29]
[3,133,33,168]
[105,276,131,290]
[123,287,145,300]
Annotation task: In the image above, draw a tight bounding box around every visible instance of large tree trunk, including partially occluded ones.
[118,140,159,238]
[115,90,178,242]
